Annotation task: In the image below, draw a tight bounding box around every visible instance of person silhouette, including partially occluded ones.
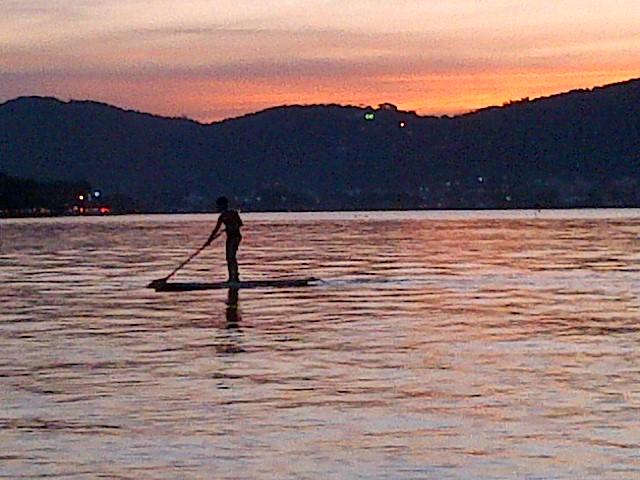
[204,196,243,282]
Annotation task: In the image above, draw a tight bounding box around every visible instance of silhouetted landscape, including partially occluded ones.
[1,78,639,213]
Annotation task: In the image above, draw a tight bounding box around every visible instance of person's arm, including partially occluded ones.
[204,216,224,247]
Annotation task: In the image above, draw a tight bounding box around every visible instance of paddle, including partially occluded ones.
[147,232,223,288]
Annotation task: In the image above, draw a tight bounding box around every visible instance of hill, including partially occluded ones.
[1,79,639,211]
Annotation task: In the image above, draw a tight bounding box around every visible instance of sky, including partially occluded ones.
[1,0,639,121]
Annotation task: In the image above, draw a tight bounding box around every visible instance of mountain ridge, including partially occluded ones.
[4,77,638,124]
[1,78,639,211]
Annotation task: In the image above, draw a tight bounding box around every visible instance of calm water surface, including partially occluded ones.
[1,210,639,479]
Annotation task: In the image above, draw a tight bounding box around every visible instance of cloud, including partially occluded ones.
[4,23,638,79]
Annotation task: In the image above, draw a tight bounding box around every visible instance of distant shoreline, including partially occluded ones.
[4,206,640,220]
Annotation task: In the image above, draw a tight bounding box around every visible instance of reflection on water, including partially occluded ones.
[1,210,639,479]
[226,288,241,330]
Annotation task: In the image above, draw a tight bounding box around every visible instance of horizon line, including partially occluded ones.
[2,75,638,126]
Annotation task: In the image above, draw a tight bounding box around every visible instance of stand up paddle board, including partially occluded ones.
[151,277,318,292]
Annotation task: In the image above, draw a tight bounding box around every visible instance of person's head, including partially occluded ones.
[216,196,229,212]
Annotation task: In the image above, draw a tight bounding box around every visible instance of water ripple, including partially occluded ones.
[1,210,639,479]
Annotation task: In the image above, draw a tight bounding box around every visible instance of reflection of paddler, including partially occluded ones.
[226,288,241,328]
[204,196,243,282]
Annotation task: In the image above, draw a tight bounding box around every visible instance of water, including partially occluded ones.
[1,210,639,479]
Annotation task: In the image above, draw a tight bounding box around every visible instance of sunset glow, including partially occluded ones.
[1,0,639,121]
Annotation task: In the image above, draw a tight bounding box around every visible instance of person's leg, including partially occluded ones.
[226,237,241,282]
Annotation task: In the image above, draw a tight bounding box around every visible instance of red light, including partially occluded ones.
[99,207,111,214]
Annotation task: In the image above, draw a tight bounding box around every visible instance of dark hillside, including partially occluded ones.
[1,78,639,210]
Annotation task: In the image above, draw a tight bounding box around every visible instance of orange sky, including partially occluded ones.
[1,0,639,121]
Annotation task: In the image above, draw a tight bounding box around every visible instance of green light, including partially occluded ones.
[364,112,375,121]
